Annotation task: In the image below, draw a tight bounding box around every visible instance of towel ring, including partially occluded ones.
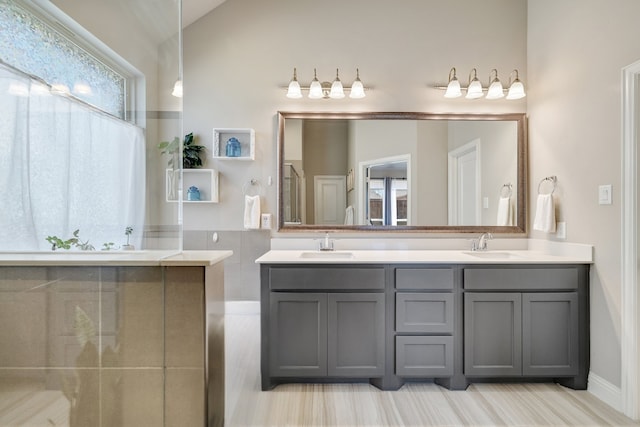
[537,176,557,195]
[500,183,512,198]
[242,179,261,196]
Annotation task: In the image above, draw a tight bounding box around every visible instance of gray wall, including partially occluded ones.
[527,0,640,389]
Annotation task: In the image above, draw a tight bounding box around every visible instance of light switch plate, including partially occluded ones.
[599,185,612,205]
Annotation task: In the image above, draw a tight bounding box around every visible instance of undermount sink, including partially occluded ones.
[464,251,523,260]
[299,251,354,259]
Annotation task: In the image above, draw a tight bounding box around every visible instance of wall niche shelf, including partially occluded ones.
[166,168,219,203]
[213,128,255,160]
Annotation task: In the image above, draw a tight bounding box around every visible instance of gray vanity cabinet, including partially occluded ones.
[463,266,587,386]
[262,265,385,389]
[261,262,589,391]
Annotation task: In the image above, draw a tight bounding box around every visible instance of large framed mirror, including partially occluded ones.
[277,112,527,233]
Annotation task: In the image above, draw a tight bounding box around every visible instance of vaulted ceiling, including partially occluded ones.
[183,0,227,27]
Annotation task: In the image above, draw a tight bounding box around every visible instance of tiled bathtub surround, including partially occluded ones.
[0,261,226,426]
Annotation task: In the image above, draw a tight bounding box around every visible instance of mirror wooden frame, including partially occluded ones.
[277,111,527,234]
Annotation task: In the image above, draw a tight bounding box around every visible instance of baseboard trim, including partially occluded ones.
[588,372,623,412]
[225,300,260,315]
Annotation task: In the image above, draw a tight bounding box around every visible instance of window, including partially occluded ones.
[0,0,131,119]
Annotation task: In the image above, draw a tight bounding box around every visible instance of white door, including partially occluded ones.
[314,175,346,225]
[448,139,481,225]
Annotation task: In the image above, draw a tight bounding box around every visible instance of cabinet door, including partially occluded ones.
[327,293,385,377]
[269,293,327,377]
[464,292,522,376]
[522,292,579,376]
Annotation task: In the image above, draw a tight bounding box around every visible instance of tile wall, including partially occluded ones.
[0,265,214,426]
[183,229,270,301]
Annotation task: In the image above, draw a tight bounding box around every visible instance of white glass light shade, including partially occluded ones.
[330,80,345,99]
[308,81,323,98]
[466,79,483,99]
[506,80,526,99]
[171,79,183,98]
[349,79,365,99]
[309,74,323,99]
[286,80,302,99]
[486,79,504,99]
[444,79,462,98]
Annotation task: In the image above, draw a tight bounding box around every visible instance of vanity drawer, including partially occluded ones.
[396,293,453,333]
[269,266,385,291]
[395,268,454,290]
[464,267,579,291]
[395,336,454,377]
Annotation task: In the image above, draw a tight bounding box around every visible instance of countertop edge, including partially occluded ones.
[0,250,234,267]
[254,249,593,265]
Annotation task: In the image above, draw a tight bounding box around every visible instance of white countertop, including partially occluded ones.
[255,249,592,265]
[0,250,233,267]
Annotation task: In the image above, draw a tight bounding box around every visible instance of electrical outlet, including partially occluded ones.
[261,213,272,229]
[556,222,567,240]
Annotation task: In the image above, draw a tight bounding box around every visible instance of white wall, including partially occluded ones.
[183,0,527,231]
[528,0,640,392]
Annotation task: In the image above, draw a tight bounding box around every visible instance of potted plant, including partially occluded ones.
[158,132,206,169]
[122,226,134,250]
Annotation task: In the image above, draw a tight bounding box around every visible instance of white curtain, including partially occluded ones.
[0,65,145,251]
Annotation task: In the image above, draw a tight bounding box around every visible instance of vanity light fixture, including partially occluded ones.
[284,68,368,99]
[171,78,183,98]
[438,67,526,100]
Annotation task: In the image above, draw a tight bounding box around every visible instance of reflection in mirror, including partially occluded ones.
[278,112,527,233]
[365,158,408,226]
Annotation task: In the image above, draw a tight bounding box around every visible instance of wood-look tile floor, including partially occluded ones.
[225,313,640,427]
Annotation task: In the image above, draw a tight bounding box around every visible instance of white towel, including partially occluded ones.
[533,193,556,233]
[496,197,512,226]
[344,205,355,225]
[244,195,261,229]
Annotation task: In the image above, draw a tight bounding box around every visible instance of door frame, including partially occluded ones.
[621,59,640,419]
[358,154,411,226]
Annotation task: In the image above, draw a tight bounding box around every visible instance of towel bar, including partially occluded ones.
[537,176,557,195]
[500,183,512,198]
[243,178,261,196]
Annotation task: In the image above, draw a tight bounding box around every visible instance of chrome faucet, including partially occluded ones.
[472,232,493,251]
[319,232,335,251]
